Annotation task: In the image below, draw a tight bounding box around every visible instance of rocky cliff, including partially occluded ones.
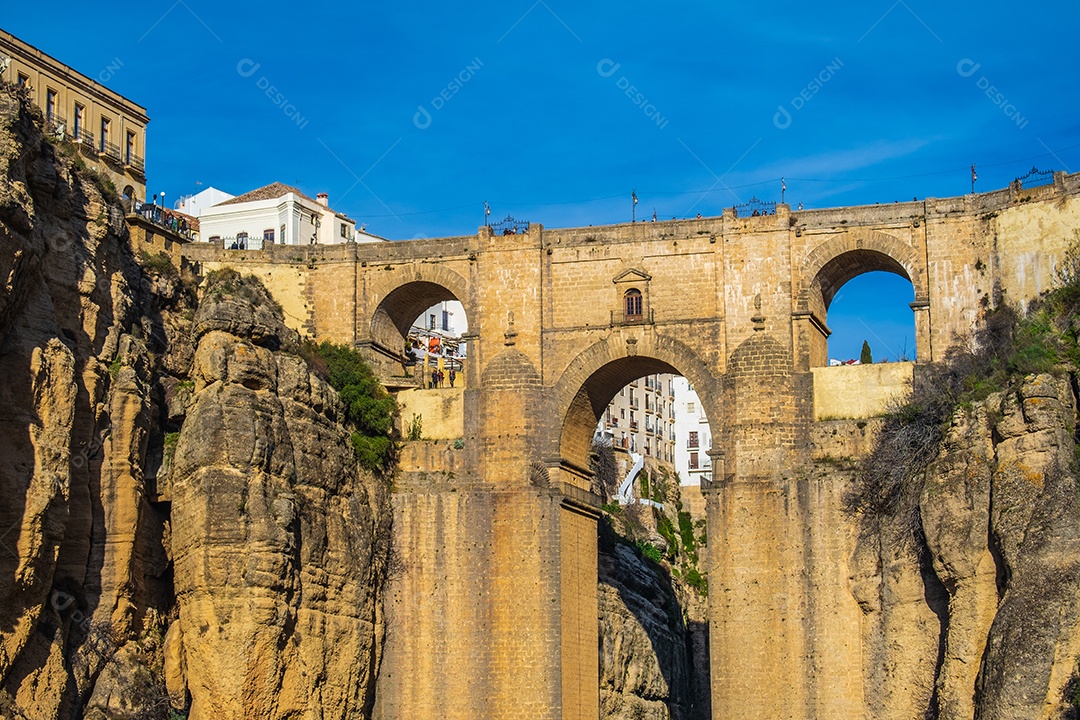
[851,371,1080,719]
[0,84,389,719]
[596,460,710,720]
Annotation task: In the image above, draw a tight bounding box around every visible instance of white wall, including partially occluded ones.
[198,192,357,246]
[174,187,235,216]
[672,377,711,486]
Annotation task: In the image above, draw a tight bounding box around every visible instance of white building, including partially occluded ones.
[174,186,235,218]
[595,373,677,464]
[671,377,711,487]
[409,301,468,387]
[198,182,386,248]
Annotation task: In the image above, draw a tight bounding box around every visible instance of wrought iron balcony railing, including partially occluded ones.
[101,141,122,162]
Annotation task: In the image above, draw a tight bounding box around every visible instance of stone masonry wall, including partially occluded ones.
[178,172,1080,720]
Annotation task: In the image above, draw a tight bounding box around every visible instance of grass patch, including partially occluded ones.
[139,250,178,278]
[406,413,423,441]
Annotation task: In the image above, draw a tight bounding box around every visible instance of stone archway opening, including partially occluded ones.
[368,281,469,391]
[826,271,916,364]
[806,248,918,367]
[559,355,716,719]
[804,248,921,423]
[560,356,683,475]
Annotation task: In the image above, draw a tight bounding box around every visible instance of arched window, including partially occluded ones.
[624,288,643,321]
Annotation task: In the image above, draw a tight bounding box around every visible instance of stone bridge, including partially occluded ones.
[184,173,1080,719]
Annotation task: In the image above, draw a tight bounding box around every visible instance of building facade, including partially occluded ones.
[0,28,148,202]
[596,373,677,464]
[198,182,386,248]
[408,301,468,387]
[671,376,711,486]
[174,186,236,219]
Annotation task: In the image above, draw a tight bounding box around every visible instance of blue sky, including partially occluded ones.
[4,1,1078,360]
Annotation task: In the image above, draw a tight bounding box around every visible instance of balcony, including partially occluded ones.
[127,153,145,174]
[101,141,122,163]
[46,114,67,136]
[76,129,96,151]
[629,421,638,430]
[131,202,197,241]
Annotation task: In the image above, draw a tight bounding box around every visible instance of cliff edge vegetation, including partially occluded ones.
[847,248,1080,720]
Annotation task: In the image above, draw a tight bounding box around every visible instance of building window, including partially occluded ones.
[209,236,221,246]
[624,288,643,321]
[263,229,275,243]
[100,117,110,152]
[16,73,28,87]
[687,402,695,414]
[125,131,135,164]
[73,104,84,139]
[441,310,450,331]
[688,431,699,449]
[429,314,436,330]
[45,89,56,120]
[689,452,699,469]
[235,232,248,250]
[340,223,348,239]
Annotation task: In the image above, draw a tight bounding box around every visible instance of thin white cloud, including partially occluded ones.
[751,137,936,180]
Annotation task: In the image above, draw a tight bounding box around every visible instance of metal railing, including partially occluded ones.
[733,195,777,217]
[46,114,67,135]
[127,154,145,173]
[222,235,264,251]
[76,128,95,150]
[101,141,122,162]
[1016,166,1054,189]
[133,202,197,240]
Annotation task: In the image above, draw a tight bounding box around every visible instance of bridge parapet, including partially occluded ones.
[812,361,914,420]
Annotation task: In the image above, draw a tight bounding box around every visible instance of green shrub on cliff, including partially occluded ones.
[311,341,397,473]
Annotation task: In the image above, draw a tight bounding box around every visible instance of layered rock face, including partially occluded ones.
[0,82,181,719]
[0,85,389,719]
[167,275,390,719]
[852,372,1080,720]
[599,529,695,720]
[597,468,710,720]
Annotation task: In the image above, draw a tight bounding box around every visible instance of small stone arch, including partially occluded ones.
[796,229,928,366]
[798,229,926,315]
[365,264,474,359]
[552,332,721,473]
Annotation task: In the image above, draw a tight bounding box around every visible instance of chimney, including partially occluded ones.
[316,192,329,207]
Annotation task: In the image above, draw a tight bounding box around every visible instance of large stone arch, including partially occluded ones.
[799,229,926,313]
[796,229,929,365]
[363,264,474,362]
[552,331,721,473]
